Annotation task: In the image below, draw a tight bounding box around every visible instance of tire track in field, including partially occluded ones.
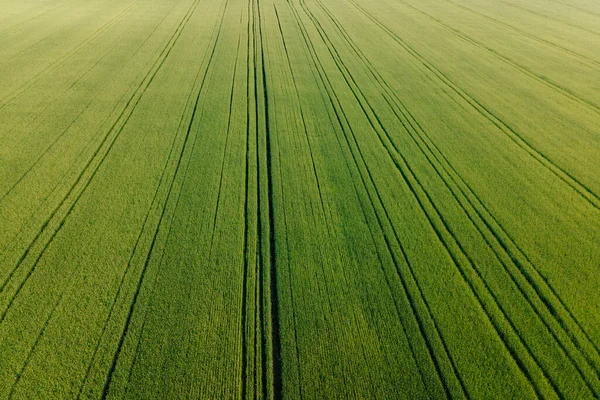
[291,1,463,395]
[314,0,600,391]
[314,0,598,393]
[500,0,600,36]
[273,7,336,397]
[270,9,309,399]
[0,0,70,41]
[335,2,600,381]
[0,94,99,204]
[5,246,86,399]
[276,6,457,398]
[287,1,463,397]
[273,5,335,317]
[284,2,466,398]
[301,1,564,395]
[0,0,205,326]
[98,0,231,396]
[0,0,141,117]
[118,25,226,392]
[76,3,228,392]
[245,1,270,396]
[0,97,122,258]
[0,43,123,203]
[392,0,600,114]
[0,0,186,264]
[0,0,161,143]
[200,8,243,395]
[76,103,189,396]
[440,0,600,69]
[253,0,283,396]
[340,3,600,391]
[296,0,574,396]
[0,78,141,259]
[545,0,600,18]
[347,0,600,212]
[272,7,331,244]
[4,0,209,394]
[243,0,268,395]
[0,0,183,203]
[208,16,242,260]
[250,1,263,397]
[242,0,254,396]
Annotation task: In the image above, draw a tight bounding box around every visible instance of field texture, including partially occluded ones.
[1,0,599,398]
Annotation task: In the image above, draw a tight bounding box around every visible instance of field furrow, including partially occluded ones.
[0,0,598,398]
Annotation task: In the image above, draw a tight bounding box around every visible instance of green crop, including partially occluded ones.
[0,0,599,398]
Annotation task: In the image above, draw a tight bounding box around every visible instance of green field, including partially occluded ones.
[1,0,599,398]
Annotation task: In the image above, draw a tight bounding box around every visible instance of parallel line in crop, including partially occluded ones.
[544,0,600,18]
[0,24,160,203]
[272,8,331,399]
[346,0,600,212]
[0,0,204,326]
[271,6,334,397]
[273,9,327,222]
[0,0,141,115]
[205,7,244,397]
[296,0,600,394]
[283,1,465,397]
[1,0,597,396]
[251,0,264,397]
[0,84,130,258]
[296,0,573,396]
[288,1,458,395]
[242,16,250,397]
[0,0,187,209]
[249,0,270,396]
[243,0,255,396]
[0,0,70,41]
[4,0,211,394]
[440,0,600,68]
[6,270,82,397]
[0,91,131,265]
[252,0,283,395]
[317,1,598,391]
[335,4,600,379]
[391,0,600,114]
[314,0,600,390]
[116,148,200,399]
[209,15,242,266]
[0,88,100,205]
[500,0,600,36]
[77,93,188,396]
[304,5,566,396]
[99,0,230,396]
[77,6,231,397]
[273,5,339,329]
[246,0,273,394]
[0,4,192,268]
[116,32,228,394]
[273,4,350,398]
[261,5,283,396]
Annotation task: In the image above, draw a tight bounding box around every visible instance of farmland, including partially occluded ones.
[1,0,599,397]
